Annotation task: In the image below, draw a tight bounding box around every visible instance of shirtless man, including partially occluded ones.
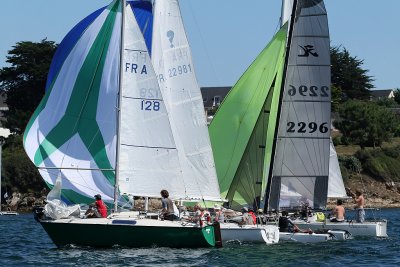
[331,199,345,222]
[355,190,365,223]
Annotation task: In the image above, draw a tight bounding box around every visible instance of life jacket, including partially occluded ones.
[249,211,257,224]
[316,212,325,222]
[95,199,108,218]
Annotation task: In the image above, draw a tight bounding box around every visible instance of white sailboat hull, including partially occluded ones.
[279,229,351,242]
[279,232,332,243]
[220,223,279,244]
[294,220,388,237]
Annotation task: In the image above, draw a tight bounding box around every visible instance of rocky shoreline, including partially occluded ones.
[3,190,400,214]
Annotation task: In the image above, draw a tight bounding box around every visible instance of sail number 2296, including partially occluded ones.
[288,85,329,97]
[287,122,329,134]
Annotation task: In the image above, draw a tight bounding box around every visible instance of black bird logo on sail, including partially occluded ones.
[298,45,319,57]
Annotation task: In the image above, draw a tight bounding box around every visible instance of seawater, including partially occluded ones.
[1,209,399,266]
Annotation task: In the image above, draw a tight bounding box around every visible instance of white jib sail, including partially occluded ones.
[151,0,221,201]
[328,138,347,198]
[271,0,331,209]
[118,3,187,199]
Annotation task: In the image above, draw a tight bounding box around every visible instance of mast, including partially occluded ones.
[264,0,298,211]
[114,0,126,212]
[0,143,2,212]
[281,0,294,26]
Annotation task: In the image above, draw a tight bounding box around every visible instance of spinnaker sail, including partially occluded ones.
[209,26,287,209]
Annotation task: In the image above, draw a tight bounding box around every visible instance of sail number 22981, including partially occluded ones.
[168,64,192,78]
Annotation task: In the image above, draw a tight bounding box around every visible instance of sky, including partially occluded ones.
[0,0,399,90]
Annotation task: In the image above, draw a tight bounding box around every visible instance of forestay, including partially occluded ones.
[268,0,331,210]
[151,0,221,201]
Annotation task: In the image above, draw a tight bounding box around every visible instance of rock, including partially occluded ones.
[9,195,22,211]
[385,181,395,190]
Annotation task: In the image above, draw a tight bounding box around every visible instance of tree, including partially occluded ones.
[331,46,374,101]
[394,88,400,105]
[1,134,45,194]
[0,40,57,134]
[334,100,398,148]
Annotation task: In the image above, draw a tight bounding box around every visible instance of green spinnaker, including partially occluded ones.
[209,24,288,208]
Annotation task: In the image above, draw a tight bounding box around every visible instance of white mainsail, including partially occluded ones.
[269,0,331,210]
[117,2,187,199]
[151,0,221,201]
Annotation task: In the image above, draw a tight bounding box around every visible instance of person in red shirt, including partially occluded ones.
[85,194,108,218]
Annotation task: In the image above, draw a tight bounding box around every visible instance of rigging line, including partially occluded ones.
[186,0,220,85]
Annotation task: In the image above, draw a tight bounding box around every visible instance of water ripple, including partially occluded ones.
[1,210,400,267]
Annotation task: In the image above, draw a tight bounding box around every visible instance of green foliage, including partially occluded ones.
[0,39,57,134]
[1,134,45,193]
[355,146,400,182]
[331,85,342,112]
[394,88,400,105]
[332,136,341,146]
[330,46,374,100]
[374,97,397,108]
[338,155,362,173]
[334,100,398,148]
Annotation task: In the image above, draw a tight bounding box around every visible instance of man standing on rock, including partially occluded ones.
[355,190,365,223]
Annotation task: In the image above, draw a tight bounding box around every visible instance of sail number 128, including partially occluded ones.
[141,100,160,111]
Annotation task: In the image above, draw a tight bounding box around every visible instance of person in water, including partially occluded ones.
[355,190,365,223]
[330,199,345,222]
[160,189,176,221]
[85,194,108,218]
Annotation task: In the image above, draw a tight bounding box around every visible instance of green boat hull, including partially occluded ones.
[39,220,219,248]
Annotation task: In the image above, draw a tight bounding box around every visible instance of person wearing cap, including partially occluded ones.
[85,194,108,218]
[213,204,225,223]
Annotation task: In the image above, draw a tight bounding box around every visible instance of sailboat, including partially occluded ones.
[294,138,388,237]
[150,0,279,245]
[0,144,18,216]
[23,0,222,248]
[209,0,347,242]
